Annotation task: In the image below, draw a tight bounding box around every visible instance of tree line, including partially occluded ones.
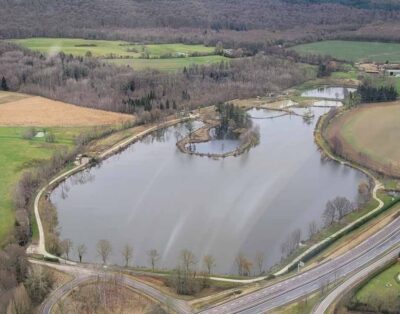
[357,82,398,103]
[1,0,398,38]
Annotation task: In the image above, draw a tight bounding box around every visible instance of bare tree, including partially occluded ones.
[255,252,265,275]
[76,244,87,263]
[147,249,160,272]
[333,197,353,220]
[357,181,370,206]
[96,240,112,264]
[323,202,337,227]
[180,249,197,273]
[367,292,384,313]
[60,239,73,260]
[324,196,354,224]
[235,252,252,276]
[7,284,31,314]
[319,278,330,296]
[308,220,318,239]
[203,255,216,275]
[25,266,54,304]
[281,229,302,258]
[121,244,133,267]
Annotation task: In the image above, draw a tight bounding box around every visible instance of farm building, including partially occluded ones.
[385,69,400,77]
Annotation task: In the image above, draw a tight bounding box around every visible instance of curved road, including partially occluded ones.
[199,215,400,313]
[33,260,191,314]
[37,213,400,314]
[313,248,399,313]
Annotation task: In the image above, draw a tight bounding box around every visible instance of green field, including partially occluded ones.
[0,126,86,244]
[10,38,227,71]
[292,40,400,63]
[354,262,400,309]
[109,55,227,71]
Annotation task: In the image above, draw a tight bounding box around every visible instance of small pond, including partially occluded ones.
[185,128,240,155]
[301,86,356,100]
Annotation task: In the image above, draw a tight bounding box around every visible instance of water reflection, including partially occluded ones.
[52,108,366,274]
[301,86,356,100]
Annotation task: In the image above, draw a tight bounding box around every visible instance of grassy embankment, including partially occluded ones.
[352,262,400,309]
[10,37,228,72]
[0,91,132,245]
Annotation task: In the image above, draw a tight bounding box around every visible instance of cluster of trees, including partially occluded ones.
[317,61,338,77]
[214,103,252,139]
[357,82,398,103]
[281,187,370,259]
[0,244,54,312]
[347,289,400,313]
[54,275,165,314]
[0,42,315,118]
[1,0,398,38]
[11,147,80,250]
[323,196,355,226]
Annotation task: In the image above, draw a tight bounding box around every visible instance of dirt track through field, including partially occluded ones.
[0,92,132,126]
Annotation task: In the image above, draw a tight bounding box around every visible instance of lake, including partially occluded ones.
[51,106,366,274]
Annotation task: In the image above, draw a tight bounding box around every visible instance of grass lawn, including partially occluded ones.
[355,262,400,305]
[0,126,87,245]
[291,40,400,63]
[108,55,227,72]
[9,37,226,71]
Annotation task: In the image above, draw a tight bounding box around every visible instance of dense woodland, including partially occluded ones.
[357,82,398,102]
[0,42,315,117]
[1,0,400,48]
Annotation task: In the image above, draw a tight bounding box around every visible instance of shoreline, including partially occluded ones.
[176,122,259,159]
[28,94,397,281]
[28,115,196,261]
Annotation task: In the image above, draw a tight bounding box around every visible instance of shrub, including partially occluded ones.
[21,127,36,140]
[44,132,56,143]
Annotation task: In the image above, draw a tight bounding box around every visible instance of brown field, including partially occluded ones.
[326,101,400,177]
[0,92,132,126]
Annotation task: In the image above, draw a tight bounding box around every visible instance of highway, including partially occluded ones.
[36,214,400,314]
[313,248,399,313]
[199,215,400,313]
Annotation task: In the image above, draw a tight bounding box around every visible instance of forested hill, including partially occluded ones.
[283,0,400,10]
[1,0,399,39]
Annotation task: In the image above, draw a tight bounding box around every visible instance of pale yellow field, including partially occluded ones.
[326,101,400,176]
[0,92,133,126]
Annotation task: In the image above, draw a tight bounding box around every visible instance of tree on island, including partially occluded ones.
[214,103,251,139]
